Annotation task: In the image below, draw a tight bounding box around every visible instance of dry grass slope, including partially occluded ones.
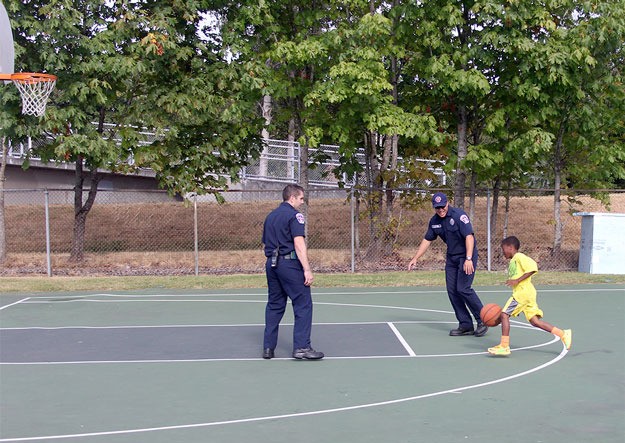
[3,192,624,276]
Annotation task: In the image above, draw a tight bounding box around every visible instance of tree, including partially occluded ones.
[402,0,624,255]
[217,0,337,232]
[262,2,444,259]
[397,0,493,208]
[507,0,625,255]
[7,0,263,261]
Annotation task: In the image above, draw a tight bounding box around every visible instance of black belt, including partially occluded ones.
[282,252,297,259]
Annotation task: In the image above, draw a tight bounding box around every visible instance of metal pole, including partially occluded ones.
[44,188,52,277]
[486,189,491,271]
[193,193,199,276]
[350,186,355,273]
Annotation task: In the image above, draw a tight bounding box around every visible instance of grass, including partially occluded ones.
[1,270,623,295]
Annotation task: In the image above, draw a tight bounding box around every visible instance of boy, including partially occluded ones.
[488,236,572,356]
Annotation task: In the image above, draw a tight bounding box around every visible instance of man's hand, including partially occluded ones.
[304,269,314,286]
[463,259,475,275]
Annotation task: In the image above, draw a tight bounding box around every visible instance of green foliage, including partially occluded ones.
[3,0,263,196]
[3,0,623,196]
[3,0,623,247]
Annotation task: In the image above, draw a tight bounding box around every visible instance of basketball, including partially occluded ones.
[480,303,502,327]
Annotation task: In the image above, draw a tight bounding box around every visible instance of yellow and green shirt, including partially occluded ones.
[508,252,538,300]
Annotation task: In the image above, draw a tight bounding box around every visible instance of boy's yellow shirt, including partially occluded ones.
[509,252,538,296]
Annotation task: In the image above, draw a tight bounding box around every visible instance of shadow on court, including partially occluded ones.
[1,285,624,443]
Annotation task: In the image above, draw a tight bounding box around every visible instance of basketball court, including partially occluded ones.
[1,285,623,442]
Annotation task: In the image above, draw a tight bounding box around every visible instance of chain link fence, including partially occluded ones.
[1,187,624,276]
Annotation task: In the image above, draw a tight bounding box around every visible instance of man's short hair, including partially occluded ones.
[283,184,305,201]
[501,236,520,250]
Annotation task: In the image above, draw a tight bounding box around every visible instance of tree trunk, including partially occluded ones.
[503,181,511,240]
[300,136,310,228]
[259,94,272,178]
[382,135,398,257]
[363,32,401,260]
[0,137,7,263]
[552,123,566,257]
[288,117,296,181]
[70,158,101,262]
[289,95,309,236]
[469,170,477,219]
[364,130,384,261]
[491,176,501,252]
[354,177,361,258]
[454,104,468,208]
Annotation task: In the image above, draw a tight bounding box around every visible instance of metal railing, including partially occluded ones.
[7,133,446,188]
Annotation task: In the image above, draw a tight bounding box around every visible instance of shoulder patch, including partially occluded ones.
[296,213,306,224]
[460,214,470,224]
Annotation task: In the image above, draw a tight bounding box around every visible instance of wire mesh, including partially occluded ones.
[2,188,624,276]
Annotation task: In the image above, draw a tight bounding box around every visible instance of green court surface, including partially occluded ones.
[1,285,624,443]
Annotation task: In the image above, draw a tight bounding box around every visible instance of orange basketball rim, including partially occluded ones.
[0,72,57,117]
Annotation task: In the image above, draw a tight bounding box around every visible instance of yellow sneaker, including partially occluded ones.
[488,345,511,356]
[562,329,572,350]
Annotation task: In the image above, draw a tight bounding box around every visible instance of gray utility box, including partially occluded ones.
[574,212,625,274]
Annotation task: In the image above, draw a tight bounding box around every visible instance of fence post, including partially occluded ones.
[193,193,199,276]
[44,188,52,277]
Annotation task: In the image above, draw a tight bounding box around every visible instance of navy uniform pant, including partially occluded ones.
[263,258,313,351]
[445,255,483,329]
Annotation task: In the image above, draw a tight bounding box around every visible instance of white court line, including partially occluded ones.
[13,299,460,318]
[20,298,268,304]
[0,321,551,366]
[0,341,568,442]
[0,337,559,366]
[0,319,459,331]
[0,298,31,311]
[11,286,624,303]
[387,322,416,356]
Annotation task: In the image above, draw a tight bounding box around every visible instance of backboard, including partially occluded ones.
[0,1,15,82]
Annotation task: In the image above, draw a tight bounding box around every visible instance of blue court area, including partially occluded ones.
[1,285,624,442]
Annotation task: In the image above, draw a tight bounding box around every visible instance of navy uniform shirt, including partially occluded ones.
[262,202,306,257]
[424,206,476,257]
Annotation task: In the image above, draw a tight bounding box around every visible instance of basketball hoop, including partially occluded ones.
[5,72,57,117]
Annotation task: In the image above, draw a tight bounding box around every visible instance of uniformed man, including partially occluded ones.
[262,184,324,360]
[408,192,488,337]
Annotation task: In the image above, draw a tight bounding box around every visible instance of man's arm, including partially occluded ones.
[463,234,475,275]
[408,239,432,270]
[294,236,313,286]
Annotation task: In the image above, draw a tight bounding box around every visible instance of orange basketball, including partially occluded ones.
[480,303,502,327]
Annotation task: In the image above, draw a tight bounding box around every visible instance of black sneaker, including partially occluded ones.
[262,348,274,359]
[292,348,324,360]
[474,324,488,337]
[449,327,474,336]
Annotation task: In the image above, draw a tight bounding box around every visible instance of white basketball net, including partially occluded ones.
[12,73,57,117]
